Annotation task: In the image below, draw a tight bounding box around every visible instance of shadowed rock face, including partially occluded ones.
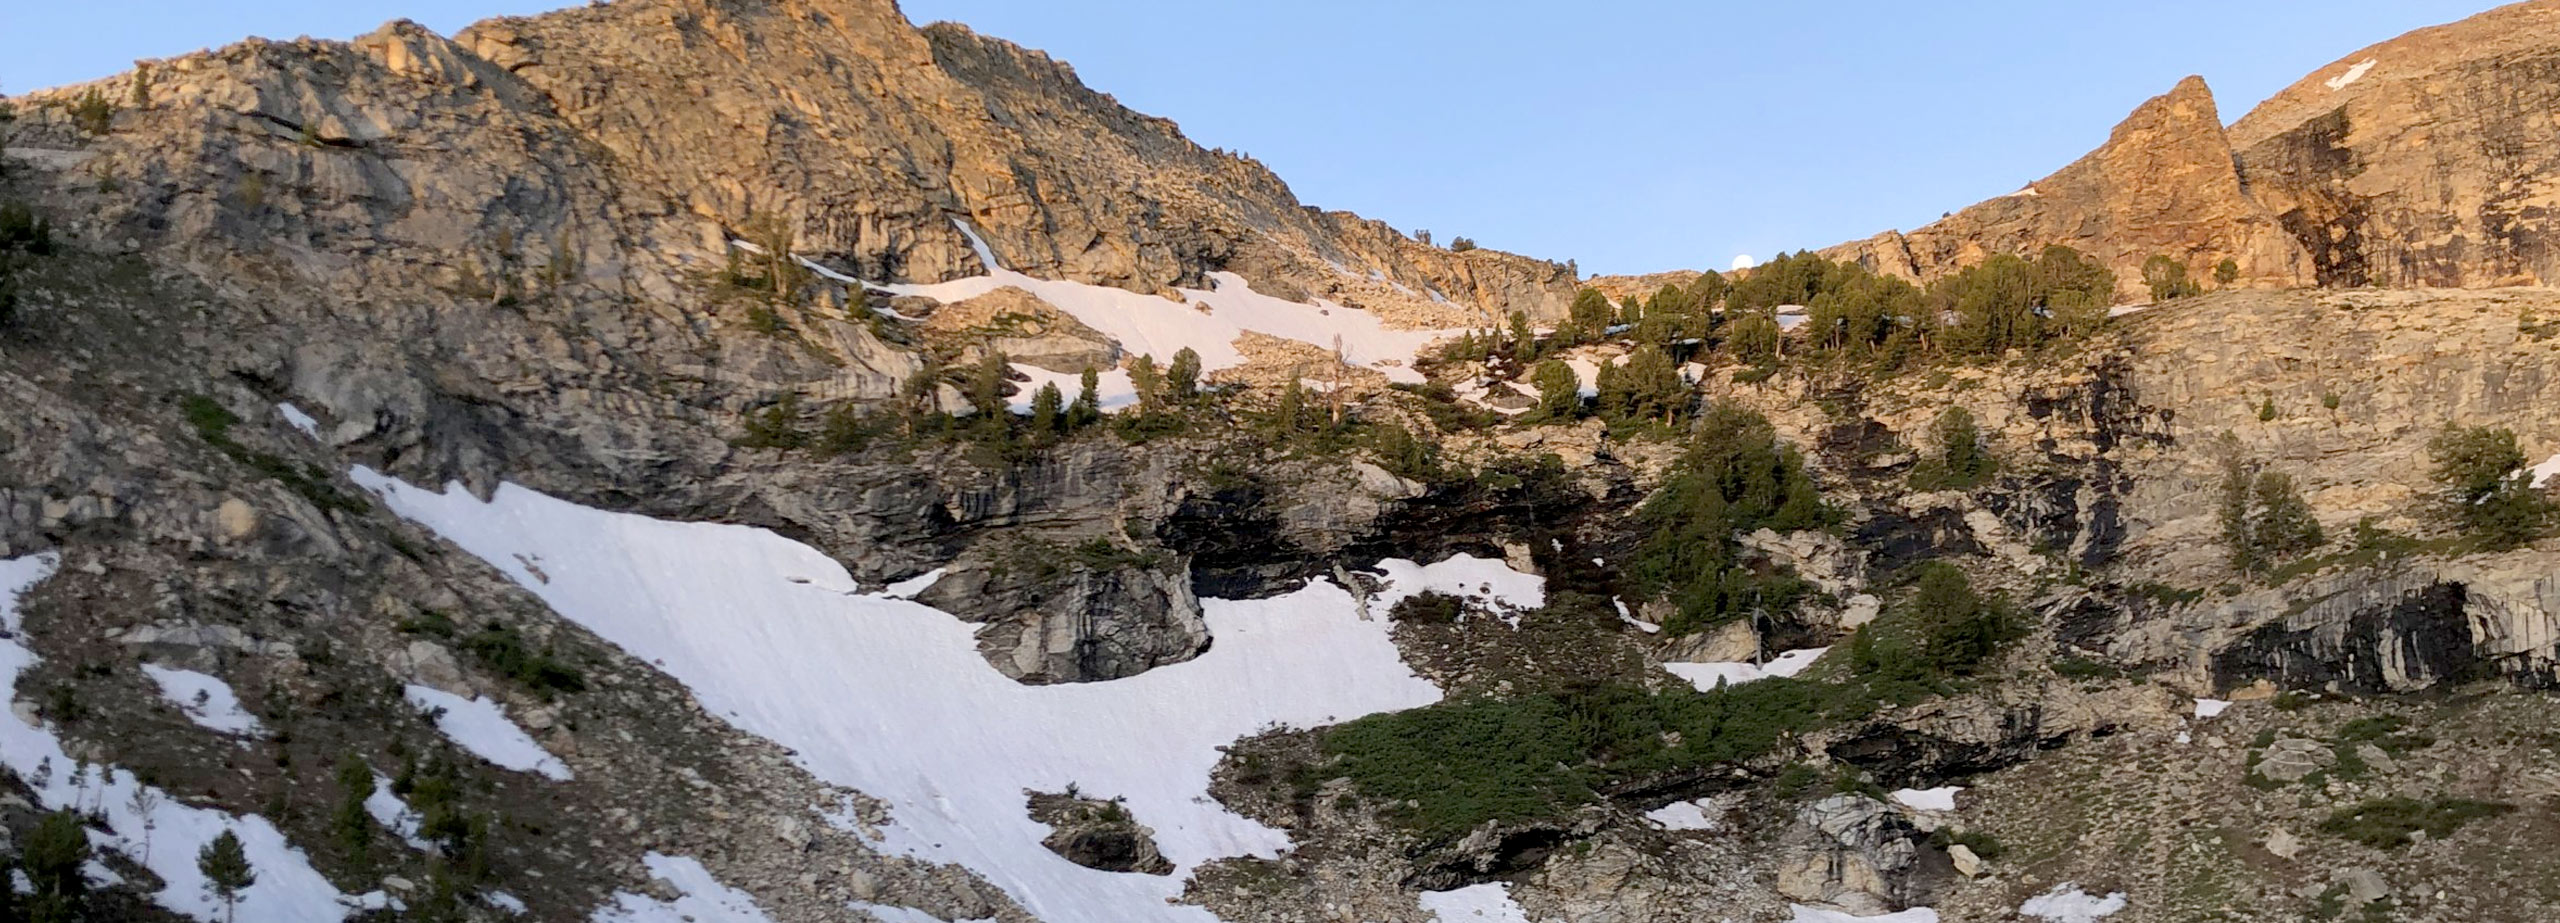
[1823,0,2560,298]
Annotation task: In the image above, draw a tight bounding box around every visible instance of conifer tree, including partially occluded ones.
[333,754,375,869]
[1068,366,1101,428]
[24,809,90,920]
[1167,347,1202,404]
[199,829,257,923]
[1030,382,1064,437]
[1529,360,1580,422]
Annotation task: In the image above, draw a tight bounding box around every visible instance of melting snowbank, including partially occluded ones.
[2019,884,2127,922]
[1662,647,1828,691]
[351,469,1502,923]
[854,223,1457,384]
[1789,906,1939,923]
[1643,798,1722,831]
[1889,787,1961,812]
[141,664,265,737]
[1419,883,1532,923]
[593,854,779,923]
[2,555,352,922]
[402,684,573,781]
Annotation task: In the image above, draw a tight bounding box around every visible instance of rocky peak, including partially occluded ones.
[1826,75,2310,300]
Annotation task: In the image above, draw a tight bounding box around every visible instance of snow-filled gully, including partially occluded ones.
[350,468,1545,923]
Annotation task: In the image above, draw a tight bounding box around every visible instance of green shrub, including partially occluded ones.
[460,621,586,697]
[1390,591,1464,625]
[2317,796,2511,849]
[1906,406,1996,490]
[2143,254,2201,302]
[2426,424,2554,550]
[70,88,114,135]
[1625,404,1832,634]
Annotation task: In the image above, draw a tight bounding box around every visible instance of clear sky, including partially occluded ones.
[0,0,2508,275]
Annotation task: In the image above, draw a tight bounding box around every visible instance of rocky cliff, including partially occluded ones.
[1824,0,2560,299]
[7,0,1574,327]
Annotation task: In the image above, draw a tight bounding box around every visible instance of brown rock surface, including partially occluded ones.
[1826,76,2310,301]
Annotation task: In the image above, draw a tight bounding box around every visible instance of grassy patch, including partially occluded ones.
[2317,796,2512,849]
[180,393,369,515]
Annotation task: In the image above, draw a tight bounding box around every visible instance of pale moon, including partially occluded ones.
[1730,254,1757,271]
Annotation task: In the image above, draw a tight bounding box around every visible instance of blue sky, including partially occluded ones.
[0,0,2505,275]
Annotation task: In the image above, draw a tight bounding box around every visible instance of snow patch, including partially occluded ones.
[1372,554,1543,626]
[1613,598,1660,634]
[1643,798,1721,831]
[486,891,528,915]
[365,775,433,850]
[1890,787,1962,812]
[2530,452,2560,489]
[1789,906,1939,923]
[2020,883,2128,922]
[867,222,1456,385]
[849,901,994,923]
[2,554,353,922]
[2325,58,2377,91]
[277,403,320,437]
[140,664,265,737]
[402,685,573,781]
[1419,882,1531,923]
[593,854,778,923]
[1662,647,1828,691]
[879,568,948,600]
[2193,698,2232,719]
[352,470,1468,923]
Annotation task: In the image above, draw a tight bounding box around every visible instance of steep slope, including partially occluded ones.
[9,0,1571,330]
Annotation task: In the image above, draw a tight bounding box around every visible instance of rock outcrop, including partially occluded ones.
[1823,0,2560,298]
[2228,0,2560,289]
[7,0,1575,329]
[1826,76,2312,301]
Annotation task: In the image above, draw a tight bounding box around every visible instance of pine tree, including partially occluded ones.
[968,350,1010,419]
[1167,347,1202,404]
[2214,258,2241,287]
[2250,471,2325,562]
[333,754,375,869]
[25,810,89,916]
[1272,376,1309,436]
[200,829,258,923]
[2427,424,2556,550]
[1128,354,1164,416]
[1068,366,1102,428]
[1030,382,1063,437]
[1507,311,1537,359]
[128,786,163,864]
[1568,288,1613,340]
[1529,360,1580,422]
[2142,254,2199,302]
[2218,454,2263,574]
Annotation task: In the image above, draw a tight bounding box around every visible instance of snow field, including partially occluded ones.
[352,469,1546,923]
[1889,787,1961,812]
[592,854,780,923]
[1788,906,1938,923]
[2019,883,2127,922]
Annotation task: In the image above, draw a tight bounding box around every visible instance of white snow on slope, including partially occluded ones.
[849,901,995,923]
[1419,883,1532,923]
[879,568,948,600]
[1370,554,1544,623]
[1,554,353,922]
[1644,798,1721,831]
[1663,647,1829,691]
[352,470,1481,923]
[2193,698,2232,719]
[141,664,264,737]
[593,854,778,923]
[1790,906,1939,923]
[2325,58,2378,91]
[277,402,320,437]
[1890,787,1961,812]
[2020,883,2127,922]
[364,776,433,850]
[2531,452,2560,488]
[863,222,1454,384]
[402,685,573,781]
